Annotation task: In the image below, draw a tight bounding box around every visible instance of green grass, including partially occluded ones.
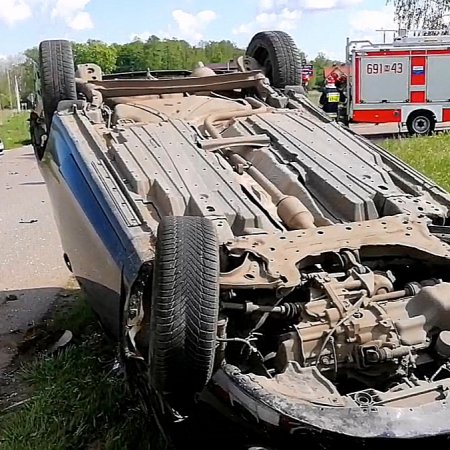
[382,132,450,192]
[0,109,13,124]
[0,296,150,450]
[0,112,30,150]
[307,89,321,106]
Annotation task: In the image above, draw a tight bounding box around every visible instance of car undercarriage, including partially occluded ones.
[30,31,450,447]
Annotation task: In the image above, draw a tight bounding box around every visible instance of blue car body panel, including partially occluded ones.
[38,112,150,336]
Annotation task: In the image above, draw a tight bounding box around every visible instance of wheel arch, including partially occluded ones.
[404,107,437,135]
[403,106,439,124]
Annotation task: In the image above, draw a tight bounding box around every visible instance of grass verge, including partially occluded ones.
[381,132,450,192]
[307,89,321,106]
[0,295,150,450]
[0,109,13,124]
[0,112,31,150]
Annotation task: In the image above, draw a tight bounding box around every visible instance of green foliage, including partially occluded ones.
[312,52,342,88]
[383,132,450,191]
[0,297,151,450]
[18,59,37,100]
[114,38,244,72]
[0,92,11,109]
[68,37,245,74]
[0,56,36,109]
[0,112,30,148]
[73,40,118,74]
[23,47,38,64]
[387,0,450,29]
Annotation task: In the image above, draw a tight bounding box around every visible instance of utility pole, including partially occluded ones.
[14,75,20,112]
[6,69,13,110]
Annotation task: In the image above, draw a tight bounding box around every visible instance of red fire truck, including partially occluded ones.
[345,30,450,135]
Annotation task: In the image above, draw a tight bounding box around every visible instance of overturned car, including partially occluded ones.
[30,31,450,447]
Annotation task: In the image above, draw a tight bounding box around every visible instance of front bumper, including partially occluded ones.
[210,364,450,440]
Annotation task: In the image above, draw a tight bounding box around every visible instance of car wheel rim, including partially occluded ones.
[413,116,430,134]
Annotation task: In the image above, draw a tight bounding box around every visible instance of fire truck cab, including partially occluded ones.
[345,30,450,135]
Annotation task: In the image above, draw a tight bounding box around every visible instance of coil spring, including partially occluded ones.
[279,302,302,319]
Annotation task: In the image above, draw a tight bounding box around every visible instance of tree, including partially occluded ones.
[0,54,36,107]
[24,47,39,64]
[312,53,343,88]
[116,41,146,72]
[388,0,450,29]
[114,38,244,72]
[73,40,118,73]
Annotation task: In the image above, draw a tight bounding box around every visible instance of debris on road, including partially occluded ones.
[48,330,73,354]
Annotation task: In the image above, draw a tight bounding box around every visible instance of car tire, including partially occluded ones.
[246,31,302,88]
[149,216,220,402]
[406,111,435,136]
[39,40,77,126]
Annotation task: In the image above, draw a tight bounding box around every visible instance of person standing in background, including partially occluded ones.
[319,75,346,118]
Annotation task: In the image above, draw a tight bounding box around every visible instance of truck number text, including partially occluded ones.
[366,62,403,75]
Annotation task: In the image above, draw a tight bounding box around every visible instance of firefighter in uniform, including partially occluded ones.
[319,75,346,119]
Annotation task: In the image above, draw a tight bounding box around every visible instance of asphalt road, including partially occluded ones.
[0,146,72,368]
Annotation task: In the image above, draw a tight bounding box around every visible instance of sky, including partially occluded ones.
[0,0,399,61]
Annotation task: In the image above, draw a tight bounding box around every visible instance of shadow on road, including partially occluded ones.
[0,287,73,336]
[0,286,78,370]
[16,151,35,159]
[19,181,45,186]
[0,286,78,409]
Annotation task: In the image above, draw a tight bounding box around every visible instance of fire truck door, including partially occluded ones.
[427,56,450,102]
[360,56,410,103]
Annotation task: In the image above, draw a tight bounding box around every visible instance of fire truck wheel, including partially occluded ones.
[246,31,302,88]
[406,111,435,136]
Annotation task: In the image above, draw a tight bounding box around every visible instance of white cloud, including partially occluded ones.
[51,0,93,30]
[68,11,93,30]
[51,0,88,18]
[259,0,275,9]
[171,9,217,42]
[132,9,218,44]
[237,0,362,39]
[0,0,93,30]
[349,5,397,41]
[0,0,32,26]
[259,0,362,11]
[303,0,362,10]
[233,8,302,35]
